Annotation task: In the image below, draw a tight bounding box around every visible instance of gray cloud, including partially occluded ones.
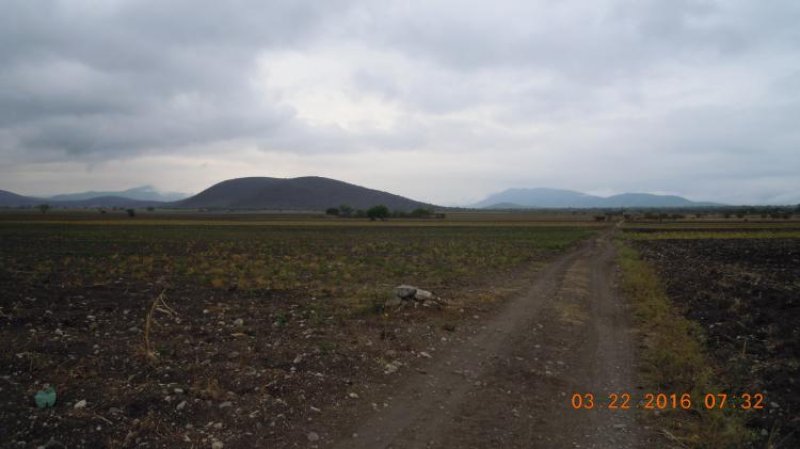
[0,0,799,204]
[0,0,356,159]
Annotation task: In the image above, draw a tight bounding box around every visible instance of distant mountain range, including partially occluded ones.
[0,177,434,211]
[0,185,185,209]
[48,185,188,202]
[474,187,723,209]
[0,179,731,211]
[0,189,166,208]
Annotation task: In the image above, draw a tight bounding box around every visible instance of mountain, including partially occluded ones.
[49,185,188,202]
[599,193,716,208]
[475,188,598,208]
[175,176,435,211]
[476,188,721,209]
[481,202,527,209]
[55,196,164,208]
[0,190,44,207]
[0,189,164,208]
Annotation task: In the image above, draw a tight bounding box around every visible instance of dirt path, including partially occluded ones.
[327,231,646,449]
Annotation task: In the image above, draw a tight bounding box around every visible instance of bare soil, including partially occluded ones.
[636,238,800,448]
[1,230,657,448]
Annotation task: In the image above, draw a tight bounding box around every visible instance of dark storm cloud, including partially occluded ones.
[0,0,353,158]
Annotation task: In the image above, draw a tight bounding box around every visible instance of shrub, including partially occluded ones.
[325,207,340,216]
[366,205,389,221]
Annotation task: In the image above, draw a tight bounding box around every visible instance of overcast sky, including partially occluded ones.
[1,0,799,205]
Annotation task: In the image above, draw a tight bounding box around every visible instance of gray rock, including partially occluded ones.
[307,432,320,442]
[384,361,403,374]
[394,285,417,299]
[413,289,434,301]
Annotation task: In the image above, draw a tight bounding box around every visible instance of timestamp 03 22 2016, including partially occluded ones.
[570,392,766,411]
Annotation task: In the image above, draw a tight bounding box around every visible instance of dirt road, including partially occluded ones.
[327,231,648,449]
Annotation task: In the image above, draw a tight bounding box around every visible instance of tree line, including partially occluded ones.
[325,204,443,221]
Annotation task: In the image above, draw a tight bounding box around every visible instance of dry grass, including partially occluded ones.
[141,290,175,361]
[616,241,753,449]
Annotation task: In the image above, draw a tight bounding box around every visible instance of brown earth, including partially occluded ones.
[2,230,662,448]
[321,232,662,449]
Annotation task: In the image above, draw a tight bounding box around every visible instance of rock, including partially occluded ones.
[233,318,244,327]
[384,363,399,374]
[348,392,359,399]
[176,401,187,411]
[307,432,320,442]
[419,351,432,359]
[394,285,417,300]
[73,399,87,409]
[413,289,434,301]
[293,354,304,364]
[211,441,224,449]
[219,401,232,409]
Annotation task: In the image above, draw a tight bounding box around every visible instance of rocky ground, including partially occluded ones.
[1,265,544,448]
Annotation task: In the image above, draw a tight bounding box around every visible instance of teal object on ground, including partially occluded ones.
[34,386,57,408]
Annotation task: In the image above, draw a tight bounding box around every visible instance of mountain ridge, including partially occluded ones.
[0,180,741,210]
[475,187,723,209]
[48,185,188,202]
[174,176,435,211]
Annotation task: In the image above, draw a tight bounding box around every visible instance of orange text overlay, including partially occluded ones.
[570,392,766,411]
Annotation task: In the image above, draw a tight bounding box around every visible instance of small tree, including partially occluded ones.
[37,204,50,214]
[339,204,354,217]
[367,205,389,221]
[126,208,136,217]
[325,207,340,216]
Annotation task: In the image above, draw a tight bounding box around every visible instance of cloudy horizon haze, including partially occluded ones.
[1,0,799,206]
